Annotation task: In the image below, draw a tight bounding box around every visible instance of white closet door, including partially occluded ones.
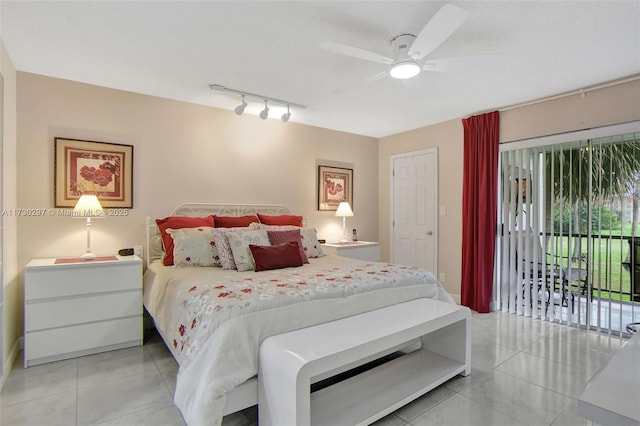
[391,149,438,272]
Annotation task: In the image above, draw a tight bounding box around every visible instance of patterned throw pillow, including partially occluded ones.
[249,223,324,258]
[299,228,324,258]
[211,228,236,270]
[166,227,219,267]
[225,229,270,272]
[156,215,215,265]
[267,229,309,263]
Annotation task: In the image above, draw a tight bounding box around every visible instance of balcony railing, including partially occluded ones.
[547,234,639,303]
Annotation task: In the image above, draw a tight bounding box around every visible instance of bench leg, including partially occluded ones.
[259,343,311,426]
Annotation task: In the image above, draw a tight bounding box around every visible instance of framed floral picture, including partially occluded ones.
[318,165,353,211]
[54,138,133,208]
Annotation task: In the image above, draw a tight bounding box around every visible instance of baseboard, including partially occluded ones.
[0,338,20,391]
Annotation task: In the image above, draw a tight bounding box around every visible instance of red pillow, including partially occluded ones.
[257,213,303,227]
[249,242,304,272]
[214,215,259,228]
[267,229,308,263]
[156,215,215,266]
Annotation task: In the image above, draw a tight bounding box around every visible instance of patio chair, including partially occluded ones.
[519,229,588,313]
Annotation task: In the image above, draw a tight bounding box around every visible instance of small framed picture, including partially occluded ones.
[54,137,133,208]
[318,165,353,211]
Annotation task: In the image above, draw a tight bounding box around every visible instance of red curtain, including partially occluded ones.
[461,111,500,313]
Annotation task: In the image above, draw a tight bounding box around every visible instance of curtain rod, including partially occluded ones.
[496,74,640,113]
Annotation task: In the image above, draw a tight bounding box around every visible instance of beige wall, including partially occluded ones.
[379,78,640,298]
[2,41,19,382]
[6,66,640,363]
[14,71,378,336]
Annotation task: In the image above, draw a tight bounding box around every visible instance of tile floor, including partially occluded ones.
[0,311,628,426]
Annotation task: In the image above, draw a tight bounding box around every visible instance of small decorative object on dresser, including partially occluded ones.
[73,194,104,260]
[334,201,354,242]
[24,255,143,367]
[322,241,381,262]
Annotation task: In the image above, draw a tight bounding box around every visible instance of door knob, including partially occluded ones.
[427,231,433,235]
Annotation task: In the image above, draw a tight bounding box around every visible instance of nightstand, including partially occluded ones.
[322,241,381,262]
[24,255,143,367]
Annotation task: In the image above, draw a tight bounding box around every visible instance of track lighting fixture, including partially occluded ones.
[209,84,305,122]
[281,105,291,122]
[234,95,247,116]
[259,99,269,120]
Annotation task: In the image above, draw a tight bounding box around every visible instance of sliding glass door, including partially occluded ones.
[495,123,640,335]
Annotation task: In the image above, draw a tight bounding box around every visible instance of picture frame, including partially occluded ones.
[54,137,133,208]
[318,165,353,211]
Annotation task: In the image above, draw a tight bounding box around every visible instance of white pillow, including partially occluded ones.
[299,228,324,258]
[166,227,219,267]
[225,229,270,272]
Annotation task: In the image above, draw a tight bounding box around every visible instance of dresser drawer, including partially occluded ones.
[25,316,142,365]
[25,290,142,332]
[25,261,141,300]
[24,256,143,367]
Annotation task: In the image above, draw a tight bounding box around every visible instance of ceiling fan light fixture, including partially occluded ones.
[259,100,269,120]
[390,61,421,79]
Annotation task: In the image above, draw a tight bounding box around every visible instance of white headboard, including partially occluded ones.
[145,203,292,266]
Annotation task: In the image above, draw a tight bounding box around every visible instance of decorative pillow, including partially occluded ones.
[300,228,324,258]
[257,213,304,227]
[214,215,259,228]
[226,229,270,272]
[156,215,215,266]
[249,242,305,272]
[166,227,219,267]
[211,228,236,270]
[250,224,324,258]
[267,229,308,263]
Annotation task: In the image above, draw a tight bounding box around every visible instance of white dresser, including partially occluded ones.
[24,255,143,367]
[322,241,381,262]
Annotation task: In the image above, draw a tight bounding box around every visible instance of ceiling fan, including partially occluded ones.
[320,4,503,81]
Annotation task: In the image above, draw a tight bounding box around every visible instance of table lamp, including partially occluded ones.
[335,202,354,242]
[73,194,103,260]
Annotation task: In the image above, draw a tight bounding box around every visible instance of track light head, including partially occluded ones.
[234,95,247,116]
[281,105,291,122]
[259,100,269,120]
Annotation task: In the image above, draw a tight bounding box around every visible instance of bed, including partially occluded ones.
[143,203,454,425]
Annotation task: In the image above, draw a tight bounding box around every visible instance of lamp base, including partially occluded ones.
[80,252,97,260]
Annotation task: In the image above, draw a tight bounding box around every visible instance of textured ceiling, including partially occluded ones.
[2,1,639,137]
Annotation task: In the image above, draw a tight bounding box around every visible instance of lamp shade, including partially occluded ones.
[335,202,354,217]
[73,195,104,217]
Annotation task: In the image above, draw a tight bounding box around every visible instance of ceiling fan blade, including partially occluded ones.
[364,71,389,82]
[320,41,393,64]
[422,54,506,72]
[408,4,469,60]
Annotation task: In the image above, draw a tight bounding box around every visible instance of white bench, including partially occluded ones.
[578,330,640,426]
[258,298,471,426]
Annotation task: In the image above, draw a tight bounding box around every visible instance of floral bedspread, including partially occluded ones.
[143,255,453,425]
